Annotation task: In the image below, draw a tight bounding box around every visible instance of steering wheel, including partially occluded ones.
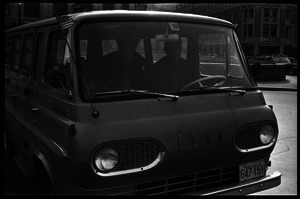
[181,75,227,90]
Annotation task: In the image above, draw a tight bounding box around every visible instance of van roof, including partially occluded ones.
[6,10,234,34]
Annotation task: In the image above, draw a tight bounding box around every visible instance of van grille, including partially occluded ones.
[234,124,262,149]
[135,166,238,195]
[112,139,163,172]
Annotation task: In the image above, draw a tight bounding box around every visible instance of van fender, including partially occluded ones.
[32,150,56,190]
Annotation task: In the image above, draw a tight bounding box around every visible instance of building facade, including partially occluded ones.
[177,3,297,58]
[5,3,297,58]
[5,3,145,30]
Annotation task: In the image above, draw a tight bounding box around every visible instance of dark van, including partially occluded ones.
[5,10,281,195]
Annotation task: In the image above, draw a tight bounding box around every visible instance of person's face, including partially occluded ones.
[118,40,136,64]
[165,41,182,63]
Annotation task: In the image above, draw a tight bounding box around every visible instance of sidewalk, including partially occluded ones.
[257,75,297,91]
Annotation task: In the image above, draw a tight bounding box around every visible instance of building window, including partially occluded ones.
[263,24,277,37]
[72,3,92,13]
[224,11,231,21]
[233,11,238,21]
[263,24,269,37]
[285,25,290,38]
[123,3,130,10]
[264,8,270,18]
[243,24,253,37]
[53,3,68,16]
[248,24,253,37]
[249,9,253,18]
[103,4,114,10]
[264,7,278,19]
[244,8,254,20]
[286,9,290,19]
[272,8,278,18]
[270,24,277,37]
[24,3,40,18]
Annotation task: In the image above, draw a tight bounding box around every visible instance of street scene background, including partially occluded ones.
[4,3,297,196]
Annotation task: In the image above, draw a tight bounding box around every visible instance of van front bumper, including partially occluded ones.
[191,171,281,195]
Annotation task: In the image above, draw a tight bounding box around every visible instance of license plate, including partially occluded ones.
[239,160,266,182]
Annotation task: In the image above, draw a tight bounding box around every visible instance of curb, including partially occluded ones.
[257,87,297,92]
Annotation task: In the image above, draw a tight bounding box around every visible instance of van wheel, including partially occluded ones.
[4,129,15,157]
[34,166,56,195]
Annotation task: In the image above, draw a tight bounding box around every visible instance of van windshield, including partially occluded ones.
[76,21,254,101]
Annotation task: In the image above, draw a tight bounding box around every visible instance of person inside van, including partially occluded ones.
[102,25,149,91]
[151,38,197,91]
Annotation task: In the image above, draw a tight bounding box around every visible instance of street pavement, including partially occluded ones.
[253,74,297,195]
[257,74,297,90]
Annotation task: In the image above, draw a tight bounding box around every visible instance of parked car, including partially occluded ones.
[266,55,291,65]
[272,54,296,63]
[5,10,281,195]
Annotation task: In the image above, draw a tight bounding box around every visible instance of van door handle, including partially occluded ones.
[31,107,39,112]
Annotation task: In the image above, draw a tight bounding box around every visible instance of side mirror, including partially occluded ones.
[46,70,67,88]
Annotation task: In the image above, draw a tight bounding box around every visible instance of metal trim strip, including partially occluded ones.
[93,152,165,177]
[33,129,68,159]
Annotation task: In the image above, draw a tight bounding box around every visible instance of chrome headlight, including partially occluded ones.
[259,125,275,145]
[94,147,119,172]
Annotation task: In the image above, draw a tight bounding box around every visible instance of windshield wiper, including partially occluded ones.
[94,89,179,101]
[125,89,179,101]
[222,88,246,95]
[179,87,246,95]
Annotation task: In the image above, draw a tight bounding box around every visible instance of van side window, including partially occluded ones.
[32,32,44,82]
[45,30,72,89]
[11,35,22,73]
[21,33,34,76]
[5,37,12,69]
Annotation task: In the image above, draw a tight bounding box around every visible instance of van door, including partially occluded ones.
[5,36,15,125]
[14,31,35,159]
[31,28,73,161]
[27,30,46,161]
[5,34,22,147]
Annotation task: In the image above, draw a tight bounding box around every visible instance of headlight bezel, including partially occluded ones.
[90,139,166,177]
[234,121,278,153]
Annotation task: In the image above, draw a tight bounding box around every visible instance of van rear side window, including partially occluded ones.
[21,34,34,76]
[32,33,44,81]
[5,37,12,69]
[11,36,22,72]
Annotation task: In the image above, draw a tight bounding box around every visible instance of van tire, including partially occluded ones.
[4,127,15,158]
[34,161,56,195]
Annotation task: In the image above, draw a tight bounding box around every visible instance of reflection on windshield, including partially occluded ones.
[77,22,253,100]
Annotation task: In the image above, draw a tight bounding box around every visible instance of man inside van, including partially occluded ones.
[151,38,197,91]
[102,25,149,91]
